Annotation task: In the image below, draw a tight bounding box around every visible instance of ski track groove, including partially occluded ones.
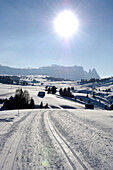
[13,110,45,170]
[24,112,41,170]
[49,110,113,170]
[11,111,37,170]
[0,111,31,153]
[33,112,45,170]
[40,111,69,170]
[45,111,92,170]
[0,111,35,170]
[0,123,10,133]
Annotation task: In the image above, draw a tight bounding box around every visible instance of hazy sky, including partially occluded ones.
[0,0,113,77]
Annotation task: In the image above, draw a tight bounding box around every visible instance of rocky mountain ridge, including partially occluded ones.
[0,64,100,80]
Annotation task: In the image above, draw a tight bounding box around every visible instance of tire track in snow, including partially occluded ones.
[0,111,36,170]
[45,111,93,170]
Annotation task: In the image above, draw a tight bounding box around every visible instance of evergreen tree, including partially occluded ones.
[47,87,51,94]
[40,102,43,108]
[104,105,108,110]
[45,103,49,108]
[51,86,57,94]
[67,87,70,93]
[3,98,9,110]
[29,98,35,109]
[59,88,62,95]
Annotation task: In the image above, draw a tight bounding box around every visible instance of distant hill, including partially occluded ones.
[0,64,100,80]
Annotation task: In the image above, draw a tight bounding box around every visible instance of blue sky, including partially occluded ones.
[0,0,113,77]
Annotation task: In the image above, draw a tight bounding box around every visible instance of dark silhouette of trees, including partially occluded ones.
[59,88,63,95]
[104,105,108,110]
[40,102,43,108]
[46,86,57,94]
[51,86,57,94]
[47,87,51,94]
[45,103,49,108]
[29,98,35,109]
[3,98,10,110]
[39,102,49,109]
[71,87,74,91]
[3,89,35,110]
[59,87,74,98]
[0,76,13,84]
[45,86,48,91]
[109,104,113,110]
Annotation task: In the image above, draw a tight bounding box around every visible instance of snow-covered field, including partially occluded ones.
[0,77,113,169]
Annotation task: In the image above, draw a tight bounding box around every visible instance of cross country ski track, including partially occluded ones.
[0,109,113,169]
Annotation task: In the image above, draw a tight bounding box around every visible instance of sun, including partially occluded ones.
[54,10,78,38]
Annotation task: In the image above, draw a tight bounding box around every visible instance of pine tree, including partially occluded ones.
[29,98,35,109]
[40,102,43,108]
[59,88,63,95]
[48,87,51,94]
[51,86,57,94]
[45,103,49,108]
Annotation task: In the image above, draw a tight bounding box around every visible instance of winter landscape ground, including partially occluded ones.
[0,75,113,170]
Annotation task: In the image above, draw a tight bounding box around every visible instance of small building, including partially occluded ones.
[85,104,94,109]
[38,91,45,97]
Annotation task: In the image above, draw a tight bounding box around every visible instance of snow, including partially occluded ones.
[49,109,113,169]
[0,109,113,169]
[0,76,113,169]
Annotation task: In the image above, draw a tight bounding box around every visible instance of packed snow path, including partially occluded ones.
[0,109,113,169]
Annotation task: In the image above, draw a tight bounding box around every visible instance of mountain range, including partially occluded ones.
[0,64,100,80]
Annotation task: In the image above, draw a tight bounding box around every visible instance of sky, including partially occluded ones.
[0,0,113,78]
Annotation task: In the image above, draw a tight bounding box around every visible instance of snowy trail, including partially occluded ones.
[49,110,113,170]
[0,109,113,169]
[45,111,92,170]
[0,111,35,170]
[0,110,76,169]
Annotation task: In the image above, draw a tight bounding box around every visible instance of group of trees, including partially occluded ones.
[0,76,31,86]
[39,102,49,109]
[59,87,74,98]
[80,78,100,84]
[3,89,35,110]
[0,76,20,85]
[80,77,113,84]
[0,76,13,84]
[46,76,70,81]
[45,86,57,94]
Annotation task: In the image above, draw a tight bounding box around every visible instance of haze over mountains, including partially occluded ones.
[0,64,100,80]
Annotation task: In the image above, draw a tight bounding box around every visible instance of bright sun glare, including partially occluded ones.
[54,10,78,38]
